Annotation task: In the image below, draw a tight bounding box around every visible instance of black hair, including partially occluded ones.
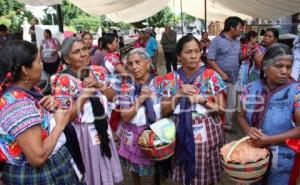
[0,24,8,32]
[240,36,248,44]
[32,18,39,24]
[44,29,52,37]
[223,16,244,32]
[98,37,103,49]
[101,33,117,50]
[176,34,201,55]
[82,32,93,39]
[78,69,111,159]
[0,40,38,87]
[260,29,266,36]
[265,28,279,40]
[90,98,111,158]
[112,29,117,37]
[12,32,23,40]
[201,31,208,37]
[246,31,258,41]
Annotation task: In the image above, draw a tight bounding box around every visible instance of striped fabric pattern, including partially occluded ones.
[0,97,42,138]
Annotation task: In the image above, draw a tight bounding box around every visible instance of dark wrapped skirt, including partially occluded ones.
[1,146,85,185]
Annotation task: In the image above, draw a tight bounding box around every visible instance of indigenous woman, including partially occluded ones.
[160,34,227,185]
[115,48,162,185]
[238,43,300,185]
[103,33,127,75]
[238,31,260,91]
[199,31,210,63]
[51,37,123,185]
[0,40,83,185]
[40,29,60,76]
[250,28,279,82]
[134,31,146,48]
[82,32,105,66]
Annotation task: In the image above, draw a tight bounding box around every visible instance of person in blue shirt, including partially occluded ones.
[207,16,244,131]
[145,29,158,73]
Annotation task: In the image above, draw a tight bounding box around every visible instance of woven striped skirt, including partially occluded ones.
[1,146,85,185]
[172,114,224,185]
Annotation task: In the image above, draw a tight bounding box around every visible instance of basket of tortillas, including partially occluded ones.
[220,136,270,184]
[138,118,176,161]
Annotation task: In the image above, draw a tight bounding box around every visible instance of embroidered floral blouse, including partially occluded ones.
[160,67,227,115]
[112,75,163,126]
[0,90,55,165]
[51,65,109,124]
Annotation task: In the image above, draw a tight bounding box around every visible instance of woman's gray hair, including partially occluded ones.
[127,48,151,61]
[61,36,83,59]
[263,43,293,71]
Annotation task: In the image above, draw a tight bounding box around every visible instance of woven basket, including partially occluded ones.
[139,130,175,161]
[140,140,176,161]
[220,136,270,184]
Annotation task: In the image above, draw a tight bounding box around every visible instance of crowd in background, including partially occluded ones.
[0,15,299,185]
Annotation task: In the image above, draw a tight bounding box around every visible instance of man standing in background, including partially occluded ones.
[161,25,177,73]
[207,16,244,131]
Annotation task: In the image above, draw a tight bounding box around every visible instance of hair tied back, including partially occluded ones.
[0,72,13,94]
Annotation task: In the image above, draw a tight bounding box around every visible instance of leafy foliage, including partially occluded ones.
[70,16,101,32]
[0,0,33,33]
[132,7,175,28]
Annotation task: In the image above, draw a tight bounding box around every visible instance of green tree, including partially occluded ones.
[131,7,175,29]
[0,0,23,16]
[61,0,87,26]
[70,16,101,32]
[181,12,196,25]
[148,7,174,28]
[0,0,33,32]
[41,0,131,32]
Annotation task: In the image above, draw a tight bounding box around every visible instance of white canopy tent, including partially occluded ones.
[70,0,147,15]
[106,0,250,23]
[16,0,60,6]
[172,0,250,21]
[16,0,300,22]
[106,0,171,23]
[213,0,300,20]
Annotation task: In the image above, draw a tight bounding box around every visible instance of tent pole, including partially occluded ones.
[173,0,176,27]
[180,0,184,35]
[56,4,64,32]
[204,0,207,32]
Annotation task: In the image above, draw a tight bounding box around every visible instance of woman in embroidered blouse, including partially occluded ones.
[160,34,227,185]
[238,43,300,185]
[82,32,105,66]
[250,28,279,82]
[51,37,123,185]
[0,40,83,185]
[134,31,146,48]
[103,33,127,75]
[116,48,161,185]
[40,29,60,76]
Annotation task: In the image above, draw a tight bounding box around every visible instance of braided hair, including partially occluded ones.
[61,37,111,158]
[0,40,38,94]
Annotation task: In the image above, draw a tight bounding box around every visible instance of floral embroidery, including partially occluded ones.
[0,90,49,165]
[160,68,226,96]
[59,76,70,87]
